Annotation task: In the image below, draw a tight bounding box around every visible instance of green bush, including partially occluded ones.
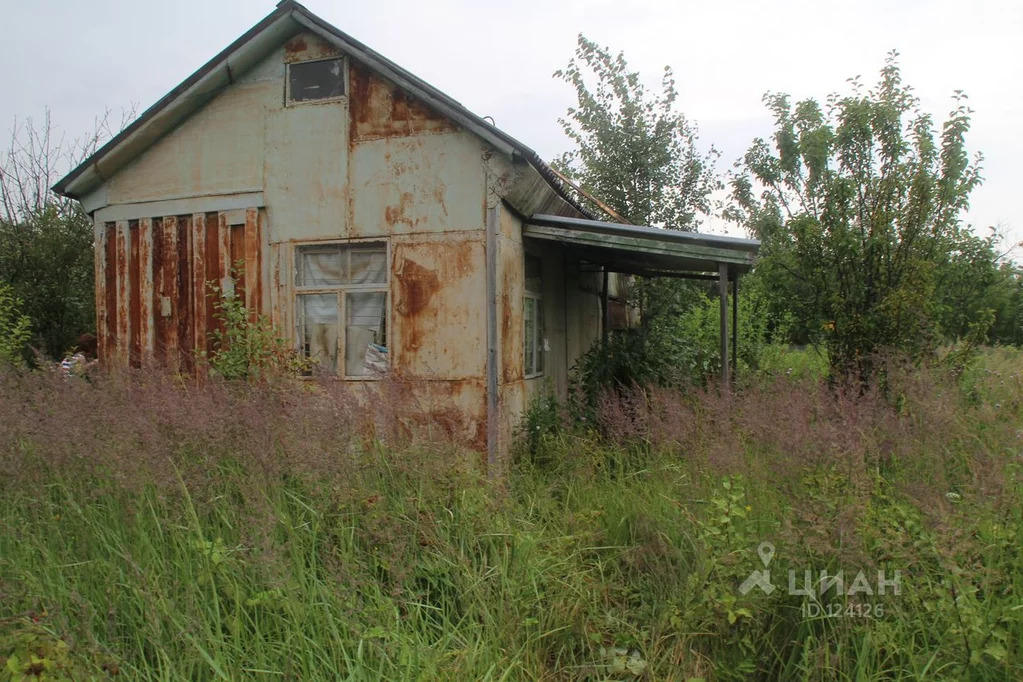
[0,282,30,368]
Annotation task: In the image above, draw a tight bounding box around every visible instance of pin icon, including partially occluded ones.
[757,542,775,567]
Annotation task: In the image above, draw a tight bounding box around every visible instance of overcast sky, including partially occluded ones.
[3,0,1020,254]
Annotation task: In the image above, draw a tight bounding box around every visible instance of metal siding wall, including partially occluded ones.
[95,209,263,370]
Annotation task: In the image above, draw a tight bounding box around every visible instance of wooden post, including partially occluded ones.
[601,267,609,351]
[732,274,738,385]
[719,263,729,387]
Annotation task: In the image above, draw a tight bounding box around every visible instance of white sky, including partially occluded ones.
[3,0,1020,256]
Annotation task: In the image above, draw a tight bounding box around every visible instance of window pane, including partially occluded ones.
[536,298,545,375]
[350,248,387,284]
[289,58,345,102]
[525,254,542,294]
[298,294,338,371]
[524,297,535,375]
[345,291,387,376]
[298,246,345,286]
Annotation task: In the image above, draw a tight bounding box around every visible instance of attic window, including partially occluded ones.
[287,57,345,103]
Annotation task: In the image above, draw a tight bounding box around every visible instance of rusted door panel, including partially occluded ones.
[95,208,263,370]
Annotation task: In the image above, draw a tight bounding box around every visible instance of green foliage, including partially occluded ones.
[3,349,1023,678]
[554,35,719,228]
[556,37,728,390]
[201,279,311,380]
[572,282,768,393]
[0,203,94,362]
[4,348,1023,679]
[0,283,31,368]
[0,114,101,360]
[729,52,996,380]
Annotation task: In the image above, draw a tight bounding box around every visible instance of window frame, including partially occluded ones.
[292,238,390,380]
[523,253,545,379]
[285,56,348,106]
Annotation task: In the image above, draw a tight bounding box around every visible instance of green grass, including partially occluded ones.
[2,349,1023,680]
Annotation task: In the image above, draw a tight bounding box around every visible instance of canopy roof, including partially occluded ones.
[525,214,760,276]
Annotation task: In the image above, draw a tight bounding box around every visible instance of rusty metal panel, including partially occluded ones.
[391,233,486,380]
[114,221,130,369]
[268,241,284,330]
[128,220,142,367]
[498,234,524,386]
[138,218,155,362]
[155,216,179,371]
[217,211,232,293]
[244,208,261,316]
[94,221,109,365]
[283,33,342,64]
[349,133,486,238]
[349,61,458,142]
[264,100,348,241]
[191,213,207,357]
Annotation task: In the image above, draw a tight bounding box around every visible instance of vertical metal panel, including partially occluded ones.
[157,216,180,371]
[103,223,117,366]
[191,213,207,357]
[269,241,283,329]
[114,221,131,368]
[138,217,155,363]
[94,221,109,365]
[244,207,261,317]
[177,216,194,373]
[129,220,142,367]
[217,211,232,292]
[204,213,221,347]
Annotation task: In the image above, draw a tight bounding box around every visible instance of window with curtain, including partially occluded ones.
[295,242,388,376]
[524,254,544,378]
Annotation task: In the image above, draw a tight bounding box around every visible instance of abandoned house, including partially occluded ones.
[53,0,759,461]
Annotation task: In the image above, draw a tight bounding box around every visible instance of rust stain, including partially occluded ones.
[178,216,194,373]
[191,213,207,362]
[128,220,142,367]
[156,216,180,371]
[350,62,458,142]
[394,257,439,352]
[244,208,261,317]
[138,218,155,364]
[384,192,416,229]
[114,221,130,368]
[283,33,341,64]
[500,250,523,384]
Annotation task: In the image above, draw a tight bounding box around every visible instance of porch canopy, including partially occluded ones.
[524,213,761,385]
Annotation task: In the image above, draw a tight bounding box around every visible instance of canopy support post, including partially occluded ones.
[719,263,729,388]
[732,274,738,385]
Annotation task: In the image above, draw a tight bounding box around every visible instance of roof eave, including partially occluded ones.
[53,4,299,199]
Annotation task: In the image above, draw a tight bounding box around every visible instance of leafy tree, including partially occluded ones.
[554,34,718,228]
[554,35,721,389]
[728,52,991,380]
[0,111,122,360]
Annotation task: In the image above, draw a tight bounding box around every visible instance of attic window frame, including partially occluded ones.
[285,56,347,106]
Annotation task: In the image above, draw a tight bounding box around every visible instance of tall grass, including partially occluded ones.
[2,351,1022,680]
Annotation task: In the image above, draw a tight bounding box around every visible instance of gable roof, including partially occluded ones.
[52,0,592,219]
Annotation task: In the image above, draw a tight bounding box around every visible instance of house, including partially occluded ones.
[53,1,759,463]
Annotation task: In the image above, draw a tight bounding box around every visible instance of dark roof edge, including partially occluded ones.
[528,213,761,253]
[52,0,594,220]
